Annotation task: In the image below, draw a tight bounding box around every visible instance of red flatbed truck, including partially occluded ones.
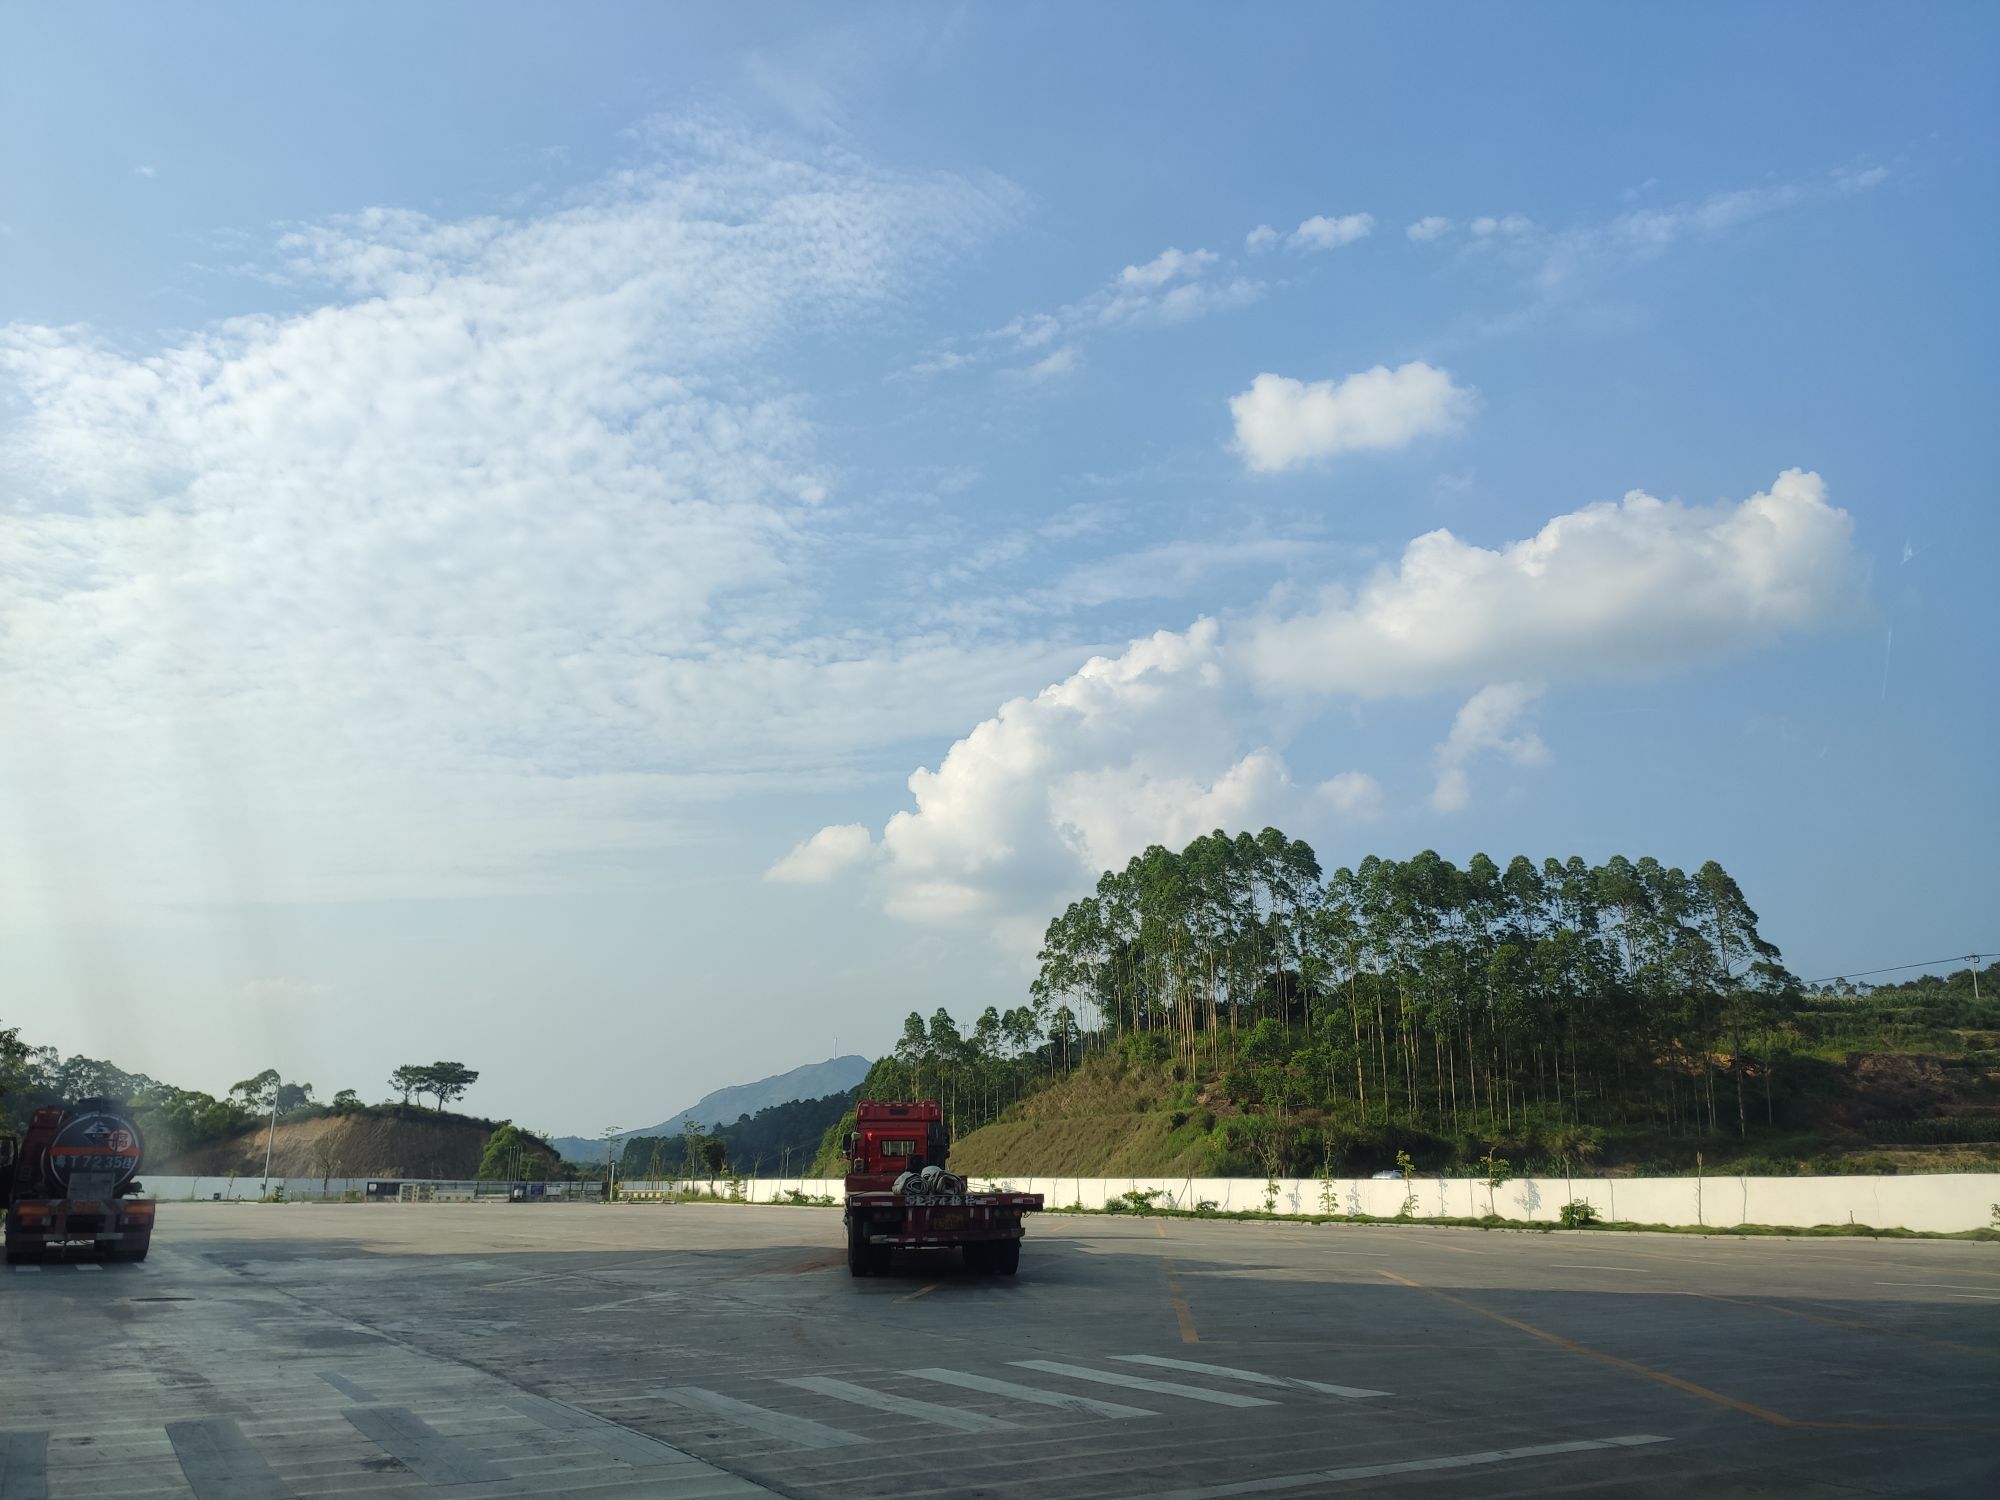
[1,1097,156,1264]
[841,1099,1041,1277]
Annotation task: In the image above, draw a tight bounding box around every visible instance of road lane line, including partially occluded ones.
[895,1283,940,1303]
[166,1417,293,1500]
[906,1367,1156,1418]
[11,1266,39,1275]
[1871,1281,2000,1292]
[1010,1360,1276,1408]
[0,1431,49,1500]
[781,1376,1017,1433]
[1143,1433,1670,1499]
[1113,1354,1388,1399]
[344,1405,505,1485]
[1377,1270,1798,1428]
[71,1264,101,1273]
[1949,1293,2000,1300]
[1553,1264,1652,1273]
[1155,1222,1200,1344]
[655,1387,867,1449]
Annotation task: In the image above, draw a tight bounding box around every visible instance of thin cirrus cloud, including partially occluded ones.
[1230,360,1479,473]
[781,470,1862,939]
[0,121,1033,915]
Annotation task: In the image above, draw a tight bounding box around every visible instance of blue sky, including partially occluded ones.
[2,4,1994,1133]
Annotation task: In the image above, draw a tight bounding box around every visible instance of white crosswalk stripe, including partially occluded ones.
[906,1367,1157,1419]
[1114,1354,1389,1399]
[781,1375,1018,1433]
[1010,1359,1278,1408]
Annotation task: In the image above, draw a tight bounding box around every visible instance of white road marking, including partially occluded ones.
[1871,1281,2000,1292]
[1113,1354,1388,1399]
[12,1265,40,1274]
[1948,1293,2000,1301]
[1552,1263,1651,1273]
[906,1367,1156,1419]
[1145,1434,1671,1499]
[781,1375,1017,1433]
[655,1386,867,1449]
[1010,1360,1276,1408]
[72,1263,102,1273]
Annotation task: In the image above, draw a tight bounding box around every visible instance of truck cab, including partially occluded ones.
[841,1100,948,1191]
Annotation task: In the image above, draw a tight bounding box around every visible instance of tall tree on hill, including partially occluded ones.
[389,1065,428,1108]
[424,1062,479,1114]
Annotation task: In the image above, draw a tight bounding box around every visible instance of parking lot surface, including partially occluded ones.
[3,1203,1995,1498]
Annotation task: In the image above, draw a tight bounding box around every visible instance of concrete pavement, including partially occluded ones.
[3,1202,1995,1497]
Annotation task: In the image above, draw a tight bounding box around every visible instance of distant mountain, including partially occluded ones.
[552,1055,870,1162]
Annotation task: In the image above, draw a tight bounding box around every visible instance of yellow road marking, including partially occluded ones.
[894,1282,940,1304]
[1683,1291,1997,1361]
[1376,1270,1796,1426]
[1377,1270,1997,1435]
[1157,1222,1199,1343]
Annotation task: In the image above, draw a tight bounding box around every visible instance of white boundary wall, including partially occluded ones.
[138,1172,1998,1232]
[617,1173,2000,1233]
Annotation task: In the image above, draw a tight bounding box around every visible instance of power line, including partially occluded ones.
[1804,950,1994,986]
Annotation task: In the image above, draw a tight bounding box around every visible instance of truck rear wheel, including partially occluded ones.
[992,1239,1020,1276]
[963,1241,990,1274]
[846,1219,870,1277]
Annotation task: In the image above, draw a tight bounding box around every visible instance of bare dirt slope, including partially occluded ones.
[153,1112,545,1179]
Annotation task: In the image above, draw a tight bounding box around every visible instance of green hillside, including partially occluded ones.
[822,831,2000,1179]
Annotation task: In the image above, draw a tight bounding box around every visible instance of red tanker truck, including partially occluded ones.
[1,1097,155,1263]
[841,1100,1041,1277]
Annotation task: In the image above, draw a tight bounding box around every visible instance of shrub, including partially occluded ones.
[1559,1199,1600,1228]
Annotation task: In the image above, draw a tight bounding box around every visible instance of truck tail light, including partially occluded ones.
[122,1202,156,1220]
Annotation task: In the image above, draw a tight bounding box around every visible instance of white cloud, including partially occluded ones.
[810,470,1861,935]
[1406,216,1452,242]
[1288,212,1374,251]
[133,164,157,179]
[1837,164,1890,193]
[1025,345,1079,380]
[1120,246,1216,288]
[1245,224,1279,253]
[0,124,1028,916]
[1318,770,1385,819]
[767,823,875,883]
[975,243,1260,375]
[1230,361,1477,473]
[1429,683,1548,812]
[1242,469,1860,696]
[1470,213,1534,238]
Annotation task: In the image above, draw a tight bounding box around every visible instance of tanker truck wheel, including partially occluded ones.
[846,1219,871,1277]
[993,1239,1020,1276]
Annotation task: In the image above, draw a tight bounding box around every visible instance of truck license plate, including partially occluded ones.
[929,1211,966,1232]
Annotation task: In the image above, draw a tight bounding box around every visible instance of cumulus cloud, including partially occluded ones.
[0,123,1027,915]
[808,471,1861,935]
[1288,212,1374,251]
[1406,216,1452,242]
[1429,683,1549,812]
[1245,224,1279,253]
[767,824,875,883]
[1230,361,1477,473]
[1242,469,1859,695]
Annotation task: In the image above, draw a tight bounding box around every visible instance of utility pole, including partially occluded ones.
[261,1080,280,1198]
[1971,957,1983,1003]
[601,1125,621,1203]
